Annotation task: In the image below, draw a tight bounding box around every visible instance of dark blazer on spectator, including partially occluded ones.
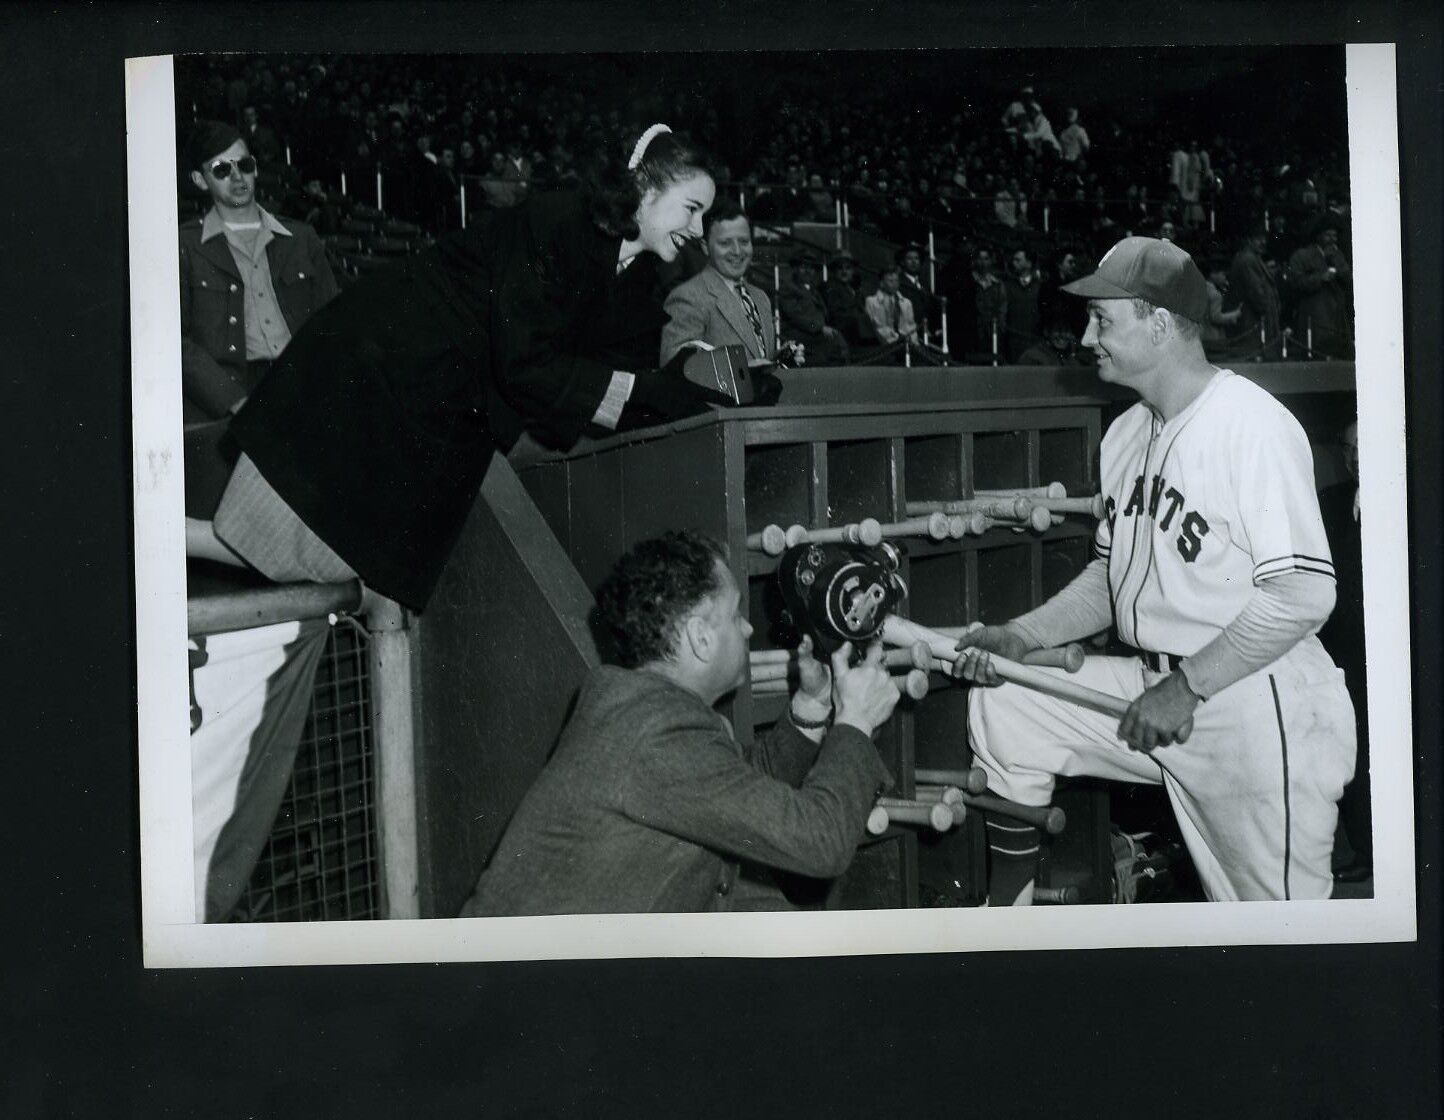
[659,265,776,366]
[460,666,890,915]
[179,211,337,421]
[1228,245,1281,345]
[230,191,666,611]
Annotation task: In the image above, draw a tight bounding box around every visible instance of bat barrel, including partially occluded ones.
[914,767,989,794]
[961,791,1066,834]
[875,798,955,832]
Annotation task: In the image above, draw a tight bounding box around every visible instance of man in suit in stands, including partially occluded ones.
[779,252,850,366]
[1228,225,1282,353]
[239,104,283,168]
[1002,246,1044,361]
[823,252,876,349]
[1287,218,1353,358]
[179,120,337,424]
[865,265,920,356]
[660,199,777,366]
[897,243,938,339]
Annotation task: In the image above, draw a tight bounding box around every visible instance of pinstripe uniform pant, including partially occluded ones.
[968,637,1356,901]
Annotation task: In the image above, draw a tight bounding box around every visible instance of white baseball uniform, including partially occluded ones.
[970,370,1357,900]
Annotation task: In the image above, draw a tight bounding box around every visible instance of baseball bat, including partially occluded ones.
[749,662,793,684]
[906,495,1035,521]
[802,518,884,547]
[875,798,955,832]
[749,649,794,666]
[910,500,1051,533]
[932,623,1086,673]
[910,785,970,826]
[914,767,990,794]
[974,482,1068,499]
[893,668,930,700]
[746,523,808,555]
[866,806,891,836]
[882,615,1191,739]
[745,524,788,555]
[1033,884,1083,904]
[969,792,1067,834]
[1031,494,1108,519]
[876,512,952,541]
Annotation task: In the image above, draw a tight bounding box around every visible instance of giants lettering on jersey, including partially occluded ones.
[1108,472,1211,562]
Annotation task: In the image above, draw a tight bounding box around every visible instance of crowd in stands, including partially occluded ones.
[178,54,1355,366]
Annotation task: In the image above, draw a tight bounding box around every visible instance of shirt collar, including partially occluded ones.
[200,206,293,243]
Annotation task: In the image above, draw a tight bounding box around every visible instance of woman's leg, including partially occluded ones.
[185,516,248,568]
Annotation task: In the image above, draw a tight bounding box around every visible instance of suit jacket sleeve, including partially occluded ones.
[659,281,710,366]
[617,707,888,879]
[178,238,244,418]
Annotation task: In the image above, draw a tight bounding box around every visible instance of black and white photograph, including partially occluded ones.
[128,41,1414,967]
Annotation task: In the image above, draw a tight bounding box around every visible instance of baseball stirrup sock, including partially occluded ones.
[986,817,1041,905]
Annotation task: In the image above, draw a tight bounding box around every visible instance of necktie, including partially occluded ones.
[736,283,767,355]
[891,295,900,331]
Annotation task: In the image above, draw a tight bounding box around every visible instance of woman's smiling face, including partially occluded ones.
[634,172,715,261]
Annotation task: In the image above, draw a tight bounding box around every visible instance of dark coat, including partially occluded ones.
[460,666,891,915]
[229,191,666,611]
[179,212,337,420]
[1228,246,1281,343]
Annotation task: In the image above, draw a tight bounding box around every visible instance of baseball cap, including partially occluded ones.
[1060,236,1209,322]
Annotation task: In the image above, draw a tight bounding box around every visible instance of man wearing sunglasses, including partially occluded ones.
[179,120,336,425]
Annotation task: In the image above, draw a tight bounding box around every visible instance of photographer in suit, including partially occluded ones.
[461,531,899,916]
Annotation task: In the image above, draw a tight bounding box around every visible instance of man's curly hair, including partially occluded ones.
[594,530,728,668]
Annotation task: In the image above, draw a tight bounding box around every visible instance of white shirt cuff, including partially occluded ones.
[590,370,635,430]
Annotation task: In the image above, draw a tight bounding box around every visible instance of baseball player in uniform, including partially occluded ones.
[956,237,1357,903]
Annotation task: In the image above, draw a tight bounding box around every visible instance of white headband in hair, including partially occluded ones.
[627,123,672,171]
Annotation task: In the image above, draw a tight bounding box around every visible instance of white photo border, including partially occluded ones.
[131,43,1415,968]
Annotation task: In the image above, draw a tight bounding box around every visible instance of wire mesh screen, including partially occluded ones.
[228,620,381,922]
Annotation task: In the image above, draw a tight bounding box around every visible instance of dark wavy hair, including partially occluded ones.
[702,196,749,238]
[583,128,718,241]
[594,530,728,668]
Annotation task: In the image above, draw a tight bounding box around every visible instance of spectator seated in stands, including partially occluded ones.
[240,104,283,168]
[753,162,813,223]
[969,246,1009,360]
[1199,260,1244,357]
[779,252,849,366]
[1058,107,1090,164]
[1286,217,1353,358]
[806,172,835,222]
[1022,101,1061,157]
[897,244,938,338]
[179,120,338,425]
[822,252,876,349]
[660,199,781,367]
[1016,314,1094,367]
[864,265,920,358]
[1228,224,1282,351]
[458,530,898,916]
[1002,247,1044,361]
[481,149,520,208]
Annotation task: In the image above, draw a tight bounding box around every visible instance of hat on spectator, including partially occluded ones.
[185,120,243,171]
[791,251,820,269]
[1061,236,1209,322]
[831,252,856,266]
